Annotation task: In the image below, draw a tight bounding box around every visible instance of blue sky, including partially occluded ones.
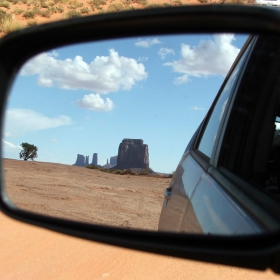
[3,33,248,173]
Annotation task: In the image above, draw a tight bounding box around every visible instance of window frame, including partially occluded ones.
[193,35,256,168]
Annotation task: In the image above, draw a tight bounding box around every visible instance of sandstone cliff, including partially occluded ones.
[91,153,98,166]
[110,156,118,166]
[114,139,149,169]
[73,154,89,167]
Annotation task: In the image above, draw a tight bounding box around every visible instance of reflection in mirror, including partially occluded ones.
[3,33,248,233]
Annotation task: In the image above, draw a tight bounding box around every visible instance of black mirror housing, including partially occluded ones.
[1,5,280,273]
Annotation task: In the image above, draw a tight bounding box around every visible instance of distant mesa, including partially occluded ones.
[102,159,115,169]
[114,139,149,170]
[73,153,93,167]
[73,153,118,168]
[73,138,150,171]
[110,155,118,166]
[91,153,98,166]
[73,154,89,167]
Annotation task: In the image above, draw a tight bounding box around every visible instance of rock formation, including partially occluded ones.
[114,139,149,169]
[110,156,117,166]
[91,153,98,166]
[102,159,113,169]
[73,154,89,167]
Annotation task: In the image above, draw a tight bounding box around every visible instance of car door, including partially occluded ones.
[159,34,280,235]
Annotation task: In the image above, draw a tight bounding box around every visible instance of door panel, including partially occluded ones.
[158,152,203,232]
[189,172,263,235]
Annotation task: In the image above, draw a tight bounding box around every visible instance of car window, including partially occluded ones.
[197,42,252,159]
[219,34,280,203]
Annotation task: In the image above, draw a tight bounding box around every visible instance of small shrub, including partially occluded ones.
[21,0,27,3]
[41,3,49,7]
[116,169,134,175]
[122,0,131,6]
[0,8,6,21]
[147,3,162,8]
[66,10,81,18]
[107,3,123,12]
[86,165,99,169]
[88,0,106,8]
[80,6,89,13]
[68,0,83,8]
[27,19,37,26]
[198,0,208,2]
[163,2,172,6]
[133,0,147,5]
[13,7,24,14]
[23,10,36,18]
[99,168,109,173]
[56,6,64,12]
[139,169,150,176]
[0,14,22,34]
[40,9,51,17]
[170,0,182,5]
[0,1,10,9]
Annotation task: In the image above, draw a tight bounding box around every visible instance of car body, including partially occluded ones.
[159,33,280,235]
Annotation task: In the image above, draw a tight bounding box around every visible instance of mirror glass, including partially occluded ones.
[3,33,253,234]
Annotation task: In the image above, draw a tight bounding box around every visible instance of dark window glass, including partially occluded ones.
[219,35,280,203]
[198,46,250,158]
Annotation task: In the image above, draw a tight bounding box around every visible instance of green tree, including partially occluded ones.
[19,142,38,161]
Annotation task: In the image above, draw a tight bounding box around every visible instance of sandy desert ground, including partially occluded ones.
[0,158,279,279]
[4,159,170,230]
[0,0,203,37]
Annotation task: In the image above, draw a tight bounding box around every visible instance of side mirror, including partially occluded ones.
[1,5,280,273]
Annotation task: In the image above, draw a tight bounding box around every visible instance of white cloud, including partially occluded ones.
[4,132,12,137]
[158,48,175,59]
[4,109,72,136]
[50,138,58,143]
[164,34,240,85]
[21,49,147,94]
[76,94,114,112]
[2,140,21,149]
[191,106,206,111]
[135,38,161,48]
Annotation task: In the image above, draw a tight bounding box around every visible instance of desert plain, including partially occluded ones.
[4,158,169,230]
[0,158,279,279]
